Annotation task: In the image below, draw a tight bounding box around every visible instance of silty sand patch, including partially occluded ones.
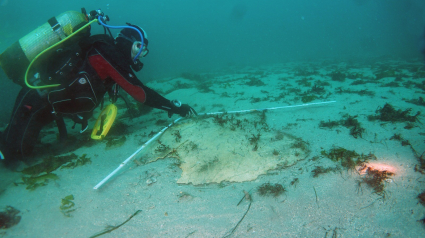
[144,112,310,185]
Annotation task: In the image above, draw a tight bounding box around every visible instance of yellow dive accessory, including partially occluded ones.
[91,104,118,140]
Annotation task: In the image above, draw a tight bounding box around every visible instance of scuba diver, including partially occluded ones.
[0,9,196,168]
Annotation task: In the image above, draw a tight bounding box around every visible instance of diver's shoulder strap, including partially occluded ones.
[79,34,115,52]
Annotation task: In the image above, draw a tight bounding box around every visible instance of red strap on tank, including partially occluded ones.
[88,54,146,103]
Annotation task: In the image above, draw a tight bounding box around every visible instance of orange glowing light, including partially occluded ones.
[357,162,397,175]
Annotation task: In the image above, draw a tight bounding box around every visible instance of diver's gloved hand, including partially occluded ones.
[167,100,197,118]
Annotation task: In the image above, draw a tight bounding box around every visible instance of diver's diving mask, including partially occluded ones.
[131,41,149,59]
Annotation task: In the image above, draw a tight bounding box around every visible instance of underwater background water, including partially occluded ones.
[0,0,424,124]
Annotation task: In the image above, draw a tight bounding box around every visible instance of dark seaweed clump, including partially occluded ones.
[368,103,420,123]
[361,167,394,197]
[374,68,398,80]
[60,195,76,217]
[21,173,59,191]
[389,133,411,147]
[60,154,91,169]
[342,115,365,138]
[0,206,21,229]
[257,183,286,197]
[405,97,425,107]
[319,114,366,138]
[248,133,261,151]
[312,147,375,177]
[196,82,214,93]
[245,77,266,86]
[18,153,91,190]
[329,70,346,82]
[296,77,313,87]
[418,191,425,207]
[301,95,317,103]
[21,153,79,175]
[311,166,337,177]
[321,147,376,171]
[213,113,231,127]
[418,217,425,227]
[319,120,339,129]
[415,153,425,175]
[299,84,330,103]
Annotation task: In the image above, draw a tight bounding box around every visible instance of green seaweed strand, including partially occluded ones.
[90,210,142,238]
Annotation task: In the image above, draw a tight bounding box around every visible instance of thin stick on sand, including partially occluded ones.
[93,101,336,190]
[313,186,319,208]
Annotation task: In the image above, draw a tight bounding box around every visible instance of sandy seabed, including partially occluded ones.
[1,58,425,238]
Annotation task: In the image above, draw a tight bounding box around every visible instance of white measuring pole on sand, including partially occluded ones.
[93,100,336,189]
[198,100,336,116]
[93,117,183,189]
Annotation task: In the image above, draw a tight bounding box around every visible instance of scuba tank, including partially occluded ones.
[0,9,142,140]
[0,11,89,87]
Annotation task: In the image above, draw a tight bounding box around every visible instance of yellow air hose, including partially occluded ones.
[24,18,98,89]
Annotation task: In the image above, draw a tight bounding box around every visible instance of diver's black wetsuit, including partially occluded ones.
[0,35,179,165]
